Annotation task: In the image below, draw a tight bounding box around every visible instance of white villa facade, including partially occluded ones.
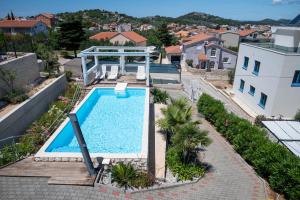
[232,27,300,118]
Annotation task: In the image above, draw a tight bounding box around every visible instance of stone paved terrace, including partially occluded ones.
[0,116,269,200]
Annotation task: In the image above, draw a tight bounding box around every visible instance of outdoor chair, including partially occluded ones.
[108,65,119,80]
[136,65,146,80]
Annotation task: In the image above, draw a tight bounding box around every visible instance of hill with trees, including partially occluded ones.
[56,9,291,28]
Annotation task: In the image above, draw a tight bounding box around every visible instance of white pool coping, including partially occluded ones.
[35,87,149,160]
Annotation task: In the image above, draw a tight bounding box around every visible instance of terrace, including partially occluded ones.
[80,46,155,86]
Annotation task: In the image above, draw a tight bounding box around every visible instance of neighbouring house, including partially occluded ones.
[209,29,240,48]
[34,13,56,28]
[117,23,132,32]
[0,20,48,35]
[238,29,265,42]
[232,26,300,118]
[175,31,190,39]
[180,33,237,70]
[0,53,40,98]
[165,45,182,64]
[89,31,147,46]
[139,24,154,31]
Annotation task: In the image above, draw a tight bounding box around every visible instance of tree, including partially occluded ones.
[35,44,59,76]
[6,13,11,20]
[157,98,194,144]
[0,32,8,52]
[172,122,211,163]
[156,23,173,47]
[0,68,16,94]
[6,33,24,58]
[10,11,15,20]
[58,20,86,57]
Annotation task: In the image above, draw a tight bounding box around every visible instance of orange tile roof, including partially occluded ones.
[89,31,147,43]
[89,32,119,40]
[184,33,214,45]
[39,13,55,19]
[165,45,181,54]
[0,20,41,28]
[121,31,147,43]
[198,53,208,61]
[238,29,256,37]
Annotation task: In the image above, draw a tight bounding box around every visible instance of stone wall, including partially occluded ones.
[0,53,40,98]
[0,74,67,147]
[187,66,231,81]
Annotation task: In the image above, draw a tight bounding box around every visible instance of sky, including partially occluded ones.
[0,0,299,21]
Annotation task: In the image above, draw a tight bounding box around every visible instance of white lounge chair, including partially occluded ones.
[108,65,119,80]
[136,65,146,80]
[99,65,107,80]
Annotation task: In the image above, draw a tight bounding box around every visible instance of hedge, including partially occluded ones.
[197,93,300,200]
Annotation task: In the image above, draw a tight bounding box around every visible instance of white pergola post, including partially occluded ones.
[119,49,125,75]
[81,56,88,86]
[146,55,150,86]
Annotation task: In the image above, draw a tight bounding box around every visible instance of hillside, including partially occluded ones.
[56,9,290,28]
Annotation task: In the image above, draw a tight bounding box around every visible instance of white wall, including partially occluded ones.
[232,43,300,118]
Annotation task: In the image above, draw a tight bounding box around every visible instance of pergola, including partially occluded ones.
[80,46,154,86]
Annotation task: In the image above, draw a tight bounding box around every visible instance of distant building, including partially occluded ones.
[209,29,240,48]
[180,33,237,70]
[165,45,182,64]
[0,20,48,35]
[139,24,154,31]
[34,13,56,28]
[232,26,300,118]
[89,31,147,46]
[117,23,132,32]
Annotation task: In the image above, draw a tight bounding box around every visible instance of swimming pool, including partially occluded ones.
[35,87,149,160]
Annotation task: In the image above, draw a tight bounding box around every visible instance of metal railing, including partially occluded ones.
[0,82,84,165]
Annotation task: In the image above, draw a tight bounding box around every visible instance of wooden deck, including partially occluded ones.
[0,157,96,186]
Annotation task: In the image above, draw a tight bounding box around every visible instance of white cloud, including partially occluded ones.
[272,0,300,4]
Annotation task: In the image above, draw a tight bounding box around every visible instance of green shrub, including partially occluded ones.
[112,162,137,190]
[197,93,300,200]
[131,172,154,188]
[254,115,267,127]
[4,90,28,104]
[111,162,154,190]
[65,71,73,82]
[294,109,300,121]
[186,59,193,67]
[60,50,70,58]
[151,88,169,104]
[166,147,205,181]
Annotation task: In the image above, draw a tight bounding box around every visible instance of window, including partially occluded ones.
[222,57,230,63]
[239,79,245,92]
[243,57,249,69]
[209,61,215,68]
[253,61,260,76]
[248,85,255,96]
[259,93,267,109]
[292,70,300,87]
[210,48,216,57]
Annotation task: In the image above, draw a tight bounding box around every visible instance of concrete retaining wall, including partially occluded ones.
[0,74,67,147]
[0,53,40,98]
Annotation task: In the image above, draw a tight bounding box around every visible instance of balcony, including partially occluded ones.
[245,43,300,54]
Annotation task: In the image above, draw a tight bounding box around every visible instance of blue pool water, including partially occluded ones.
[46,88,146,153]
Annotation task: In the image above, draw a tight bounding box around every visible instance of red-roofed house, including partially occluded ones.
[181,33,237,70]
[89,31,147,46]
[165,45,182,64]
[35,13,56,28]
[238,29,265,42]
[0,20,48,35]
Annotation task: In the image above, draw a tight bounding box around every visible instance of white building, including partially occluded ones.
[232,27,300,118]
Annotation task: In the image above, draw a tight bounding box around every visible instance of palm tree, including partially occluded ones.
[172,122,211,164]
[157,97,194,144]
[111,163,137,190]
